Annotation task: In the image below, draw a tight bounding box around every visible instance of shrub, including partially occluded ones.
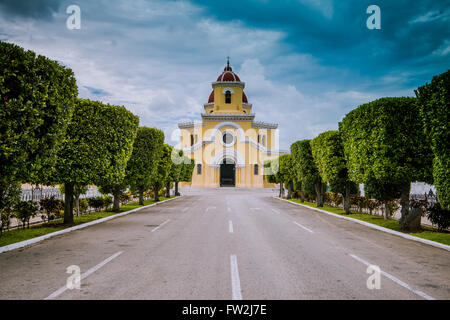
[103,195,113,210]
[120,192,132,204]
[88,197,105,212]
[14,201,39,229]
[425,202,450,232]
[39,196,64,222]
[79,198,89,213]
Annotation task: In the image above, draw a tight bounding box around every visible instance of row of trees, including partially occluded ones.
[266,70,449,232]
[0,41,195,228]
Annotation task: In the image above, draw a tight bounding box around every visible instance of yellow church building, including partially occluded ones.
[178,60,286,188]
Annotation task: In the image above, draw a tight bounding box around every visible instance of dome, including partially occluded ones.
[216,69,241,82]
[208,91,214,103]
[216,60,241,82]
[207,90,249,103]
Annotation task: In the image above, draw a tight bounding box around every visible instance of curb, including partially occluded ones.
[0,196,183,254]
[275,197,450,252]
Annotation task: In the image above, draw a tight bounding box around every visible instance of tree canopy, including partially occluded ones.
[415,70,450,209]
[311,130,356,213]
[339,97,433,227]
[290,140,325,206]
[126,127,164,205]
[54,99,139,222]
[0,41,77,186]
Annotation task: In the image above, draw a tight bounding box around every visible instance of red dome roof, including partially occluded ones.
[242,92,248,103]
[216,64,241,82]
[217,71,241,82]
[207,90,249,103]
[208,91,214,103]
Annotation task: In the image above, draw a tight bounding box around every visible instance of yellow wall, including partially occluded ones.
[179,73,280,188]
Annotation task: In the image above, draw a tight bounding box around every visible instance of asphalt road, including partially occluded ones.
[0,188,449,300]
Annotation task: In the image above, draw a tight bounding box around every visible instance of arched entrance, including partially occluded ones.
[220,158,235,187]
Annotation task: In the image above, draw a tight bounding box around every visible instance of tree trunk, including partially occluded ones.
[279,183,284,198]
[113,189,121,212]
[344,182,351,214]
[315,182,324,207]
[287,181,293,199]
[300,188,305,203]
[383,202,389,220]
[175,181,180,196]
[399,182,412,231]
[165,182,171,198]
[64,183,74,224]
[154,183,160,202]
[75,194,80,217]
[139,187,144,206]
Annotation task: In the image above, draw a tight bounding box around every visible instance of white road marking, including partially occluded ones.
[44,251,123,300]
[349,254,435,300]
[206,206,217,212]
[151,219,171,233]
[182,207,189,212]
[293,221,314,234]
[230,255,243,300]
[227,207,231,213]
[271,209,280,214]
[229,220,234,233]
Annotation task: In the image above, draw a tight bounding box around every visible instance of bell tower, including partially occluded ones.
[204,58,252,115]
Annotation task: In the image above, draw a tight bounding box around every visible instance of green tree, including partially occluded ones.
[59,184,88,216]
[290,140,325,207]
[311,130,357,214]
[166,148,184,197]
[279,154,294,199]
[98,184,127,212]
[126,127,164,205]
[181,156,195,185]
[415,70,450,210]
[55,99,139,223]
[264,157,284,197]
[339,97,433,230]
[0,42,77,213]
[151,144,172,202]
[0,180,21,235]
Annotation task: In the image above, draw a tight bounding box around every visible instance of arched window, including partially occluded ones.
[254,164,259,175]
[225,91,231,104]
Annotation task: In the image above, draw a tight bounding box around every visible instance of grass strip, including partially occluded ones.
[0,196,175,247]
[285,198,450,246]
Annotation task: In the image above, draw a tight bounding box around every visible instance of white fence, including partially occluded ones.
[20,187,102,202]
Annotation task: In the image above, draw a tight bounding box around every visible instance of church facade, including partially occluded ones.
[178,61,285,188]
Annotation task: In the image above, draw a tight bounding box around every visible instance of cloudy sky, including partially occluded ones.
[0,0,449,149]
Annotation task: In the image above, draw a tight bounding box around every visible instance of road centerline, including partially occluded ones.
[230,254,243,300]
[151,219,171,233]
[229,220,234,233]
[44,251,123,300]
